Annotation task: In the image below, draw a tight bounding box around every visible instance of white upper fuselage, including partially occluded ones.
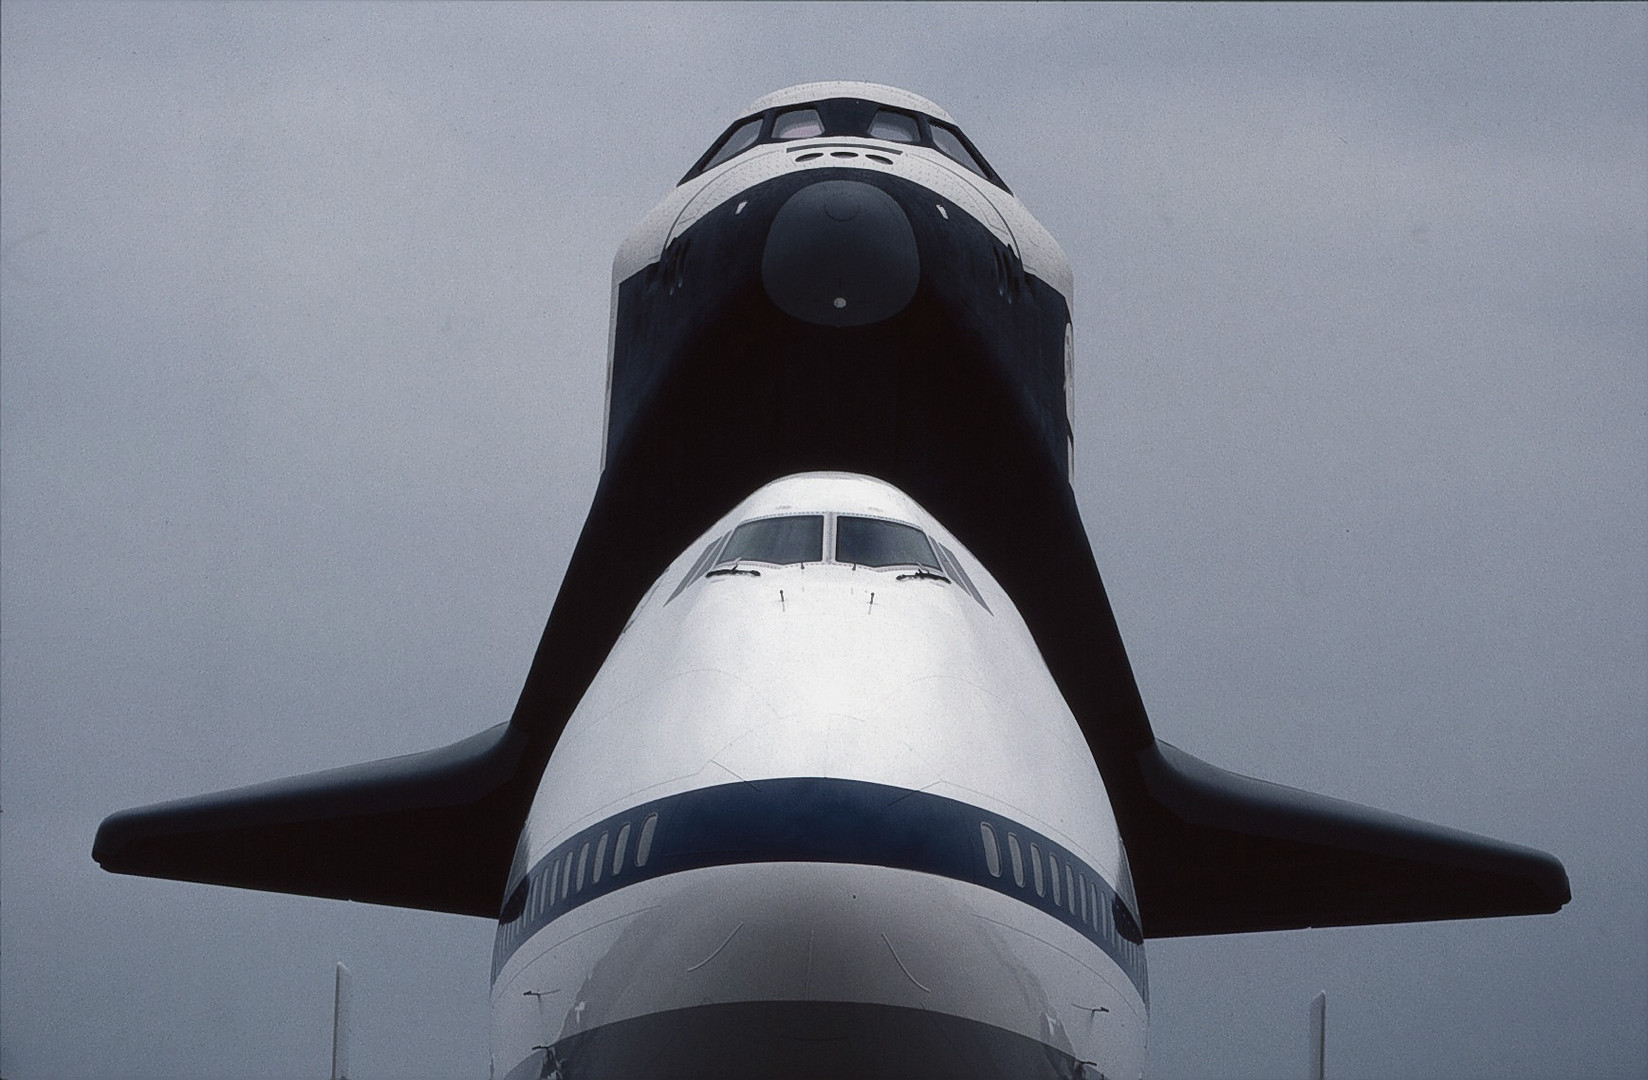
[490,474,1146,1079]
[521,473,1114,870]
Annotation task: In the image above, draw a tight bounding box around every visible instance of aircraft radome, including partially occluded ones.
[95,82,1570,1080]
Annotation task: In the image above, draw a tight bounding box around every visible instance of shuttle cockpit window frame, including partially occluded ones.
[686,113,768,180]
[771,107,825,140]
[926,120,990,180]
[700,116,763,173]
[867,107,920,144]
[680,98,1010,192]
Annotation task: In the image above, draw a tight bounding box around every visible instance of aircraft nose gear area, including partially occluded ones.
[761,179,919,327]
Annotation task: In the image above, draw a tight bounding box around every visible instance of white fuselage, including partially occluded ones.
[489,473,1147,1079]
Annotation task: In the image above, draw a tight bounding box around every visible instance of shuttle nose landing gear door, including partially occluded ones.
[761,180,920,327]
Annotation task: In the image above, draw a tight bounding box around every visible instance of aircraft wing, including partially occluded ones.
[90,463,1571,936]
[984,480,1570,939]
[92,722,531,917]
[89,466,673,922]
[1124,740,1571,937]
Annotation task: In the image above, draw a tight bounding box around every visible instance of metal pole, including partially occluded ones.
[1309,990,1326,1080]
[331,962,352,1080]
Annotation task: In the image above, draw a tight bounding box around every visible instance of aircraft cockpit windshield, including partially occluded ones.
[683,98,1007,191]
[669,510,990,612]
[708,512,942,572]
[718,514,825,566]
[835,515,939,571]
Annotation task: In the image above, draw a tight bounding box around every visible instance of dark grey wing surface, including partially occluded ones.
[1124,741,1571,937]
[93,722,531,917]
[983,482,1570,939]
[90,445,1571,934]
[88,463,687,920]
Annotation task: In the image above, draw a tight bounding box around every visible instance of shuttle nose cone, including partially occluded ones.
[761,179,919,327]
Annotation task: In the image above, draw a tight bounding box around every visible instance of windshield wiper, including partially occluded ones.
[706,566,761,578]
[896,568,950,583]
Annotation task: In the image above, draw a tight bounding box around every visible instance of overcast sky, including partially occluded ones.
[2,4,1644,1078]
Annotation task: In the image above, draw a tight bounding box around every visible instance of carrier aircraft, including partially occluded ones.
[95,83,1569,1079]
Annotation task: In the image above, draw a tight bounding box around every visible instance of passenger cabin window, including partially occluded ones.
[1114,896,1144,945]
[980,822,1001,878]
[772,107,825,140]
[703,116,763,172]
[717,515,823,566]
[636,813,659,867]
[1116,842,1138,917]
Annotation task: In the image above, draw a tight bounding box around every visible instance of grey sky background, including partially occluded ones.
[2,4,1643,1078]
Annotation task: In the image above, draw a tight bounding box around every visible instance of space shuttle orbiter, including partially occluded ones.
[95,83,1568,1079]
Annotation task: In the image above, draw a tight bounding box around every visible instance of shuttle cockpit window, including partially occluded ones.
[701,116,763,173]
[867,108,920,144]
[928,122,988,179]
[716,514,824,566]
[680,99,1010,192]
[771,107,825,140]
[835,515,941,571]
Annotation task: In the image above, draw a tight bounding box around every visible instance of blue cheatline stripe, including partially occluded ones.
[491,776,1148,1000]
